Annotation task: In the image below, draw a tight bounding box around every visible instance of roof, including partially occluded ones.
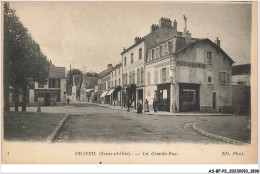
[49,66,65,78]
[98,69,112,79]
[232,64,251,75]
[81,76,98,89]
[113,63,122,70]
[121,38,145,55]
[175,38,235,64]
[73,75,81,86]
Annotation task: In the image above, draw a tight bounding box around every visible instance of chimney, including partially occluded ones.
[173,19,177,31]
[215,37,220,47]
[159,17,172,28]
[134,37,142,43]
[151,24,159,32]
[107,64,113,71]
[183,30,191,44]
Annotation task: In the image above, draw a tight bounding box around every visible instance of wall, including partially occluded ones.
[231,74,250,86]
[231,85,250,115]
[175,41,233,112]
[60,78,66,103]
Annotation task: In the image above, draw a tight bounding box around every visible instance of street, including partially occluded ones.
[54,103,225,143]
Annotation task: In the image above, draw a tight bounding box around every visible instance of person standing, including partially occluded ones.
[144,99,149,112]
[137,99,143,114]
[67,97,70,105]
[153,98,157,112]
[127,99,131,112]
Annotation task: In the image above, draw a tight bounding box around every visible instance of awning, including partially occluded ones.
[106,89,115,95]
[100,91,109,97]
[86,89,93,93]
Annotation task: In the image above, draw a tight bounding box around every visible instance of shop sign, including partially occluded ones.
[176,61,206,69]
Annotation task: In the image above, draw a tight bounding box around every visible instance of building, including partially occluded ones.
[109,63,122,106]
[28,63,66,106]
[80,75,97,102]
[121,17,182,109]
[71,75,82,101]
[231,64,251,86]
[145,34,234,113]
[96,64,113,104]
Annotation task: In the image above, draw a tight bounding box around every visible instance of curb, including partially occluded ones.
[192,122,248,145]
[46,113,70,143]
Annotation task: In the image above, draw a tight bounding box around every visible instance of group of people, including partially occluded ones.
[127,98,158,114]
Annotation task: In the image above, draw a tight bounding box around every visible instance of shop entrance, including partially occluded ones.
[137,89,143,102]
[179,83,200,112]
[157,84,170,112]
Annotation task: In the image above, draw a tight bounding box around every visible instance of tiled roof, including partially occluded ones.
[49,66,65,78]
[232,64,251,75]
[113,63,122,70]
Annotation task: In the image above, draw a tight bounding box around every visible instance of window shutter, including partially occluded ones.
[166,67,169,82]
[226,73,229,85]
[218,72,221,85]
[160,68,163,82]
[154,70,158,84]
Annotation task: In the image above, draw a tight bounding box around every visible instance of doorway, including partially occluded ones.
[179,83,200,112]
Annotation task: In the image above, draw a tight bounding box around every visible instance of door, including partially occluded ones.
[179,83,200,112]
[157,84,170,112]
[212,92,217,111]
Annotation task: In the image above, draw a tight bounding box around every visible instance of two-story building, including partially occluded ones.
[121,17,182,109]
[109,63,122,106]
[145,33,234,113]
[28,63,66,106]
[96,64,113,104]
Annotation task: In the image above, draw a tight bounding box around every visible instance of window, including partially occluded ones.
[48,78,60,88]
[111,72,113,78]
[154,70,158,83]
[141,68,144,83]
[137,69,140,84]
[207,70,213,84]
[38,83,44,88]
[161,68,167,83]
[119,69,120,76]
[131,53,134,63]
[152,49,155,60]
[148,50,152,62]
[164,43,168,54]
[207,51,212,64]
[124,57,127,66]
[147,72,150,85]
[219,72,229,85]
[159,46,163,57]
[139,48,142,59]
[132,71,135,84]
[156,47,159,58]
[115,80,117,86]
[119,78,120,86]
[126,73,128,85]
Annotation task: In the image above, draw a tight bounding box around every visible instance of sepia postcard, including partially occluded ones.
[1,1,258,166]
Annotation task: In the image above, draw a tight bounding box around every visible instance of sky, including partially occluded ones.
[9,2,252,73]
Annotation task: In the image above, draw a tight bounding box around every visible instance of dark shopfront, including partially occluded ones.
[124,84,136,109]
[179,83,200,112]
[157,83,170,112]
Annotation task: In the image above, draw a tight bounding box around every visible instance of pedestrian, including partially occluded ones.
[144,99,149,112]
[127,99,131,112]
[67,97,70,105]
[137,99,143,114]
[153,98,157,112]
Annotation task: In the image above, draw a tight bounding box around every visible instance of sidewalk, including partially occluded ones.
[86,102,234,116]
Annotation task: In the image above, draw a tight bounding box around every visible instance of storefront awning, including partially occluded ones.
[106,89,115,96]
[100,91,109,97]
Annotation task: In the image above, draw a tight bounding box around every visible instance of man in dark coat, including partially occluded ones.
[153,98,158,112]
[137,99,143,114]
[127,99,131,112]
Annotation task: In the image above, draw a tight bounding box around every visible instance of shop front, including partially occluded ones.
[179,83,200,112]
[157,83,171,112]
[125,84,136,109]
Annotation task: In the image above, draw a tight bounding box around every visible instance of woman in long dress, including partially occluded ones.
[144,99,149,112]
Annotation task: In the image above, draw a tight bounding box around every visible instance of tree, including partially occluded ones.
[4,2,49,112]
[66,69,82,95]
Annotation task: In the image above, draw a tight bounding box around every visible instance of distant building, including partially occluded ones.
[96,64,113,104]
[109,63,122,106]
[231,64,251,86]
[28,63,66,106]
[71,75,82,101]
[80,75,98,102]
